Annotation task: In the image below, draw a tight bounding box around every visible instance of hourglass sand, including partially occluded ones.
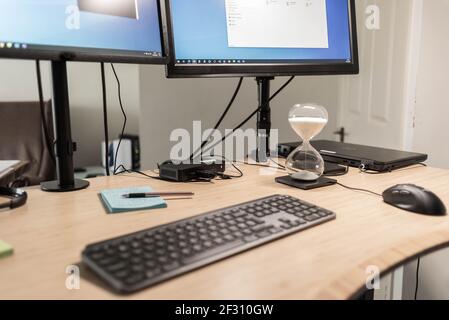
[276,104,337,190]
[286,104,328,181]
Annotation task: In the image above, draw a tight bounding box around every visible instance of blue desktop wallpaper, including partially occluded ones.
[171,0,352,61]
[0,0,163,54]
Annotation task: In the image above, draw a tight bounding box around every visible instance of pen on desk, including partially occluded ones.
[122,192,195,198]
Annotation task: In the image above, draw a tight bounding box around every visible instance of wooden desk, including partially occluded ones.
[0,164,449,300]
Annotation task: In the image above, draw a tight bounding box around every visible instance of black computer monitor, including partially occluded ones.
[0,0,167,192]
[164,0,358,78]
[163,0,358,162]
[0,0,167,64]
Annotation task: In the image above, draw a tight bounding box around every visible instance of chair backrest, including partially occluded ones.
[0,100,56,186]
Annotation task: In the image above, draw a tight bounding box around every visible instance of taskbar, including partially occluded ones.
[0,40,163,58]
[176,58,352,65]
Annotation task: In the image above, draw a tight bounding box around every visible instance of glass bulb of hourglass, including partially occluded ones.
[286,104,328,181]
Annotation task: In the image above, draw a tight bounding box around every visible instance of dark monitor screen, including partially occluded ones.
[165,0,358,77]
[0,0,166,64]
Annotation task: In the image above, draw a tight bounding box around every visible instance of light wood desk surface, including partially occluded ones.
[1,164,449,300]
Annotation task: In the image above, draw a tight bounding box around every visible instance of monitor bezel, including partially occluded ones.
[164,0,359,78]
[0,0,169,65]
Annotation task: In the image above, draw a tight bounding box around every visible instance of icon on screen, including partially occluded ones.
[0,42,5,49]
[6,42,13,48]
[78,0,139,19]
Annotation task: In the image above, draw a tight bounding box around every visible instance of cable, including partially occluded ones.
[360,163,428,175]
[201,76,295,157]
[336,182,382,197]
[114,164,162,181]
[269,158,286,170]
[191,77,244,160]
[100,62,110,176]
[110,64,127,175]
[212,155,244,179]
[415,258,421,300]
[35,60,56,165]
[325,165,350,177]
[269,76,295,102]
[227,162,244,178]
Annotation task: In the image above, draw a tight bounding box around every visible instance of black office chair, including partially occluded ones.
[0,100,56,187]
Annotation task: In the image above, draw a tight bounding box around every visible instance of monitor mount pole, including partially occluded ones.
[41,60,90,192]
[255,76,274,163]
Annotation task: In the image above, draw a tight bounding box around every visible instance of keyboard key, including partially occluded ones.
[132,264,145,273]
[114,270,129,279]
[243,235,258,243]
[125,274,144,285]
[305,214,321,222]
[269,227,283,234]
[251,225,271,233]
[182,240,245,265]
[163,262,180,272]
[232,211,248,218]
[256,231,271,238]
[145,270,158,279]
[106,262,126,273]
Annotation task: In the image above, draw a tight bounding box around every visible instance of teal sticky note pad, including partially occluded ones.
[0,240,14,259]
[100,187,167,214]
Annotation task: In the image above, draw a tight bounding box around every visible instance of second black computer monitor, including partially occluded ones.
[164,0,359,78]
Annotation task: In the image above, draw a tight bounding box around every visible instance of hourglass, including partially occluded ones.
[285,104,328,181]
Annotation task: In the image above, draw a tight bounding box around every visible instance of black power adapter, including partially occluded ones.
[158,160,226,182]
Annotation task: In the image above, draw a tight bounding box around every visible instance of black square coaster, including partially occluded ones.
[275,175,337,190]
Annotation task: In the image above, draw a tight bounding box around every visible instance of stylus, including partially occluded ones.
[122,192,195,198]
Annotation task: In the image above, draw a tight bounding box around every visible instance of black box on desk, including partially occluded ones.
[159,162,225,182]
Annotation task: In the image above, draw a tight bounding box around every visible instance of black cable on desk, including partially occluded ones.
[336,182,382,197]
[100,62,110,176]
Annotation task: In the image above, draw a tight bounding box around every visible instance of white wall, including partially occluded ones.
[411,1,449,170]
[0,59,140,167]
[403,0,449,300]
[138,65,341,170]
[68,62,140,167]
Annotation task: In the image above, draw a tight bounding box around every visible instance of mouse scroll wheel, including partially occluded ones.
[392,190,411,196]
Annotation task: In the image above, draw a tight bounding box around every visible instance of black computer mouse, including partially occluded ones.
[383,184,447,216]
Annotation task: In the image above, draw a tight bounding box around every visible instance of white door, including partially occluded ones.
[337,0,419,150]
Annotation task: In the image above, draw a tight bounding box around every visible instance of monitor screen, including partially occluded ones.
[0,0,166,63]
[165,0,358,77]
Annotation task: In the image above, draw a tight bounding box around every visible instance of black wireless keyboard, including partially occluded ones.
[82,194,336,293]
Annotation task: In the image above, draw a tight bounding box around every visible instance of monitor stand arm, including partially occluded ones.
[255,77,274,163]
[41,61,90,192]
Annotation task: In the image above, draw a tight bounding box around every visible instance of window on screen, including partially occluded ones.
[77,0,139,19]
[225,0,329,49]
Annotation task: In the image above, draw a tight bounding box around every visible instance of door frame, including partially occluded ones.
[401,0,424,150]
